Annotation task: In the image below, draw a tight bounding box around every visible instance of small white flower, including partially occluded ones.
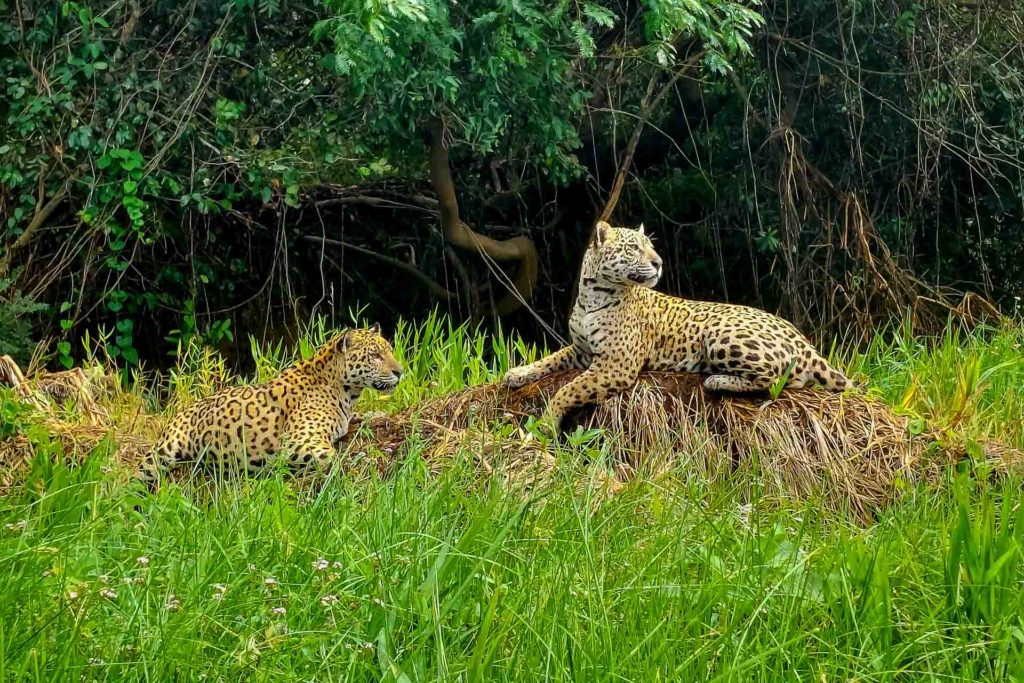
[41,570,52,578]
[136,556,150,567]
[264,576,278,588]
[320,594,339,607]
[331,561,342,570]
[371,597,384,607]
[212,583,227,600]
[5,520,26,531]
[312,558,329,571]
[67,590,80,601]
[271,606,287,616]
[165,594,181,612]
[100,588,118,600]
[88,657,106,666]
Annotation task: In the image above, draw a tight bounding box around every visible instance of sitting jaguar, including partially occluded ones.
[138,324,403,489]
[503,221,851,431]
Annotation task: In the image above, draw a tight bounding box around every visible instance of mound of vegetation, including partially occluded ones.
[350,370,1021,520]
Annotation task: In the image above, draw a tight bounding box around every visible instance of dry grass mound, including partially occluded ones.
[0,420,155,493]
[1,355,110,425]
[347,370,1022,519]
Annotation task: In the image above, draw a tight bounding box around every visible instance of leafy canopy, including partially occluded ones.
[315,0,763,180]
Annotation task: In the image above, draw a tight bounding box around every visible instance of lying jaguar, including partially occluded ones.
[504,221,851,431]
[138,324,402,489]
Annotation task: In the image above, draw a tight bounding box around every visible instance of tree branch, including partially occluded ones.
[427,119,539,315]
[313,195,434,213]
[598,53,704,223]
[0,181,68,276]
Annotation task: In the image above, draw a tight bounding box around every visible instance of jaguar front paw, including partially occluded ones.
[502,366,535,389]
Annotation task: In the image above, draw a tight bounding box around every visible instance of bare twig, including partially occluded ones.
[300,235,456,302]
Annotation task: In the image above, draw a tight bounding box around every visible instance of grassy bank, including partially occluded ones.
[1,316,1022,681]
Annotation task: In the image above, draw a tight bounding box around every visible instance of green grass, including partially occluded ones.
[1,316,1023,681]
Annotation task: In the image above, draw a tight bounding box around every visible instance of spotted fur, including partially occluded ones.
[503,221,851,430]
[138,325,403,489]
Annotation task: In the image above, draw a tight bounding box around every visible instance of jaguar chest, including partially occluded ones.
[328,393,355,443]
[329,417,349,445]
[569,305,619,359]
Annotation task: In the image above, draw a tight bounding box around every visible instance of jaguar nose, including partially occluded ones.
[391,369,403,381]
[652,254,663,270]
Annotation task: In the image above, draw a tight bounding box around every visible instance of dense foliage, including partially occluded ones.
[1,0,1021,368]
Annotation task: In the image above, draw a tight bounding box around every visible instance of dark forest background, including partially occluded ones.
[2,0,1022,370]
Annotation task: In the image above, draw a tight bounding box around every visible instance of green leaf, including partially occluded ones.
[570,21,596,57]
[582,3,616,28]
[120,153,143,171]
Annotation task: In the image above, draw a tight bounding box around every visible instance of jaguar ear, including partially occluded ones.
[637,222,645,236]
[369,322,381,335]
[592,221,612,248]
[337,329,355,352]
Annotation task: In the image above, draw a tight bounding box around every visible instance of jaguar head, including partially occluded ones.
[337,323,403,392]
[588,220,663,288]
